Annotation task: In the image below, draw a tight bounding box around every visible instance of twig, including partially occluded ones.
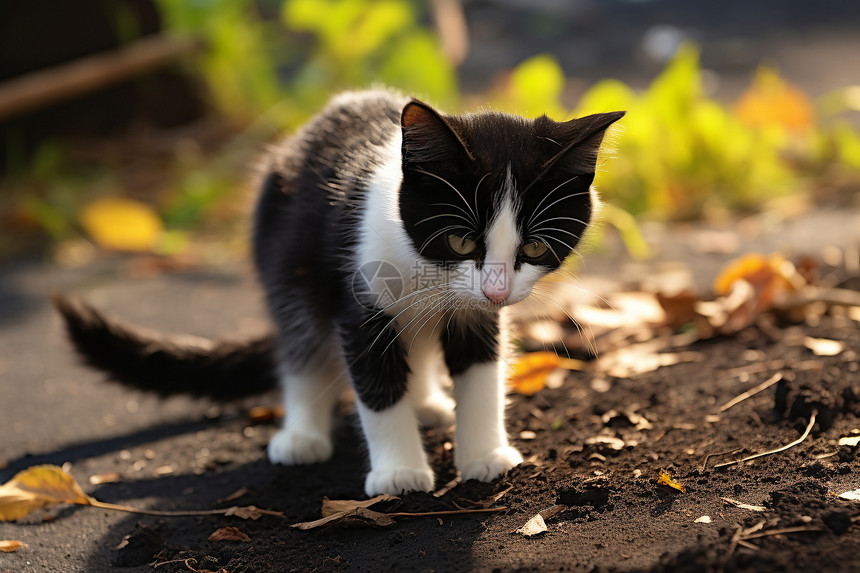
[0,35,202,121]
[718,373,783,412]
[740,526,822,540]
[702,448,743,471]
[387,507,508,519]
[715,410,817,469]
[89,499,230,517]
[724,360,784,378]
[778,286,860,311]
[432,476,461,498]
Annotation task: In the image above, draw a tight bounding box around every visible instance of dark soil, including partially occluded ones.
[5,310,860,572]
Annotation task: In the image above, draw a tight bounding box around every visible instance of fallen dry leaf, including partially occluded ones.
[88,472,122,486]
[247,405,284,423]
[457,486,513,510]
[79,196,163,252]
[0,540,27,552]
[803,336,844,357]
[720,497,767,512]
[292,506,396,530]
[657,469,685,493]
[208,526,251,542]
[598,349,702,378]
[516,513,548,536]
[838,435,860,447]
[694,516,712,524]
[223,505,285,520]
[321,494,398,517]
[507,352,559,395]
[0,464,286,522]
[0,465,92,521]
[837,489,860,501]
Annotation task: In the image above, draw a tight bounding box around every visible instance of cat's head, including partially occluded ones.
[398,100,624,311]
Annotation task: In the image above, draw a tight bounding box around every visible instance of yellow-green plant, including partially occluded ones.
[281,0,458,116]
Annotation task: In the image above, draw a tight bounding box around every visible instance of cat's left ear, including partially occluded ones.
[540,111,625,175]
[400,100,475,166]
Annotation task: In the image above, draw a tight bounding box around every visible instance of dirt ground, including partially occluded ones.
[2,209,860,572]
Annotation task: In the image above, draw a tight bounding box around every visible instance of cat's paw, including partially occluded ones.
[365,467,435,496]
[414,394,456,428]
[459,446,523,482]
[267,429,332,465]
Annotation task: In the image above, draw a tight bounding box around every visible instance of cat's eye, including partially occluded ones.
[521,240,548,259]
[447,234,478,256]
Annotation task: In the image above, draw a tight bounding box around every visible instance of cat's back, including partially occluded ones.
[267,89,408,187]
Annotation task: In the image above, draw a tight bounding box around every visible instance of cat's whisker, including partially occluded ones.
[415,213,474,227]
[388,291,459,355]
[525,179,585,228]
[369,290,451,351]
[529,290,599,358]
[527,188,590,230]
[405,292,459,353]
[531,215,589,227]
[518,296,563,357]
[530,226,582,241]
[419,224,472,255]
[414,168,479,226]
[430,202,478,227]
[473,172,490,226]
[362,284,448,325]
[537,271,620,314]
[532,233,576,253]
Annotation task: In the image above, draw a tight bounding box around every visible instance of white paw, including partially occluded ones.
[459,446,523,482]
[364,467,435,496]
[414,394,456,428]
[267,429,332,465]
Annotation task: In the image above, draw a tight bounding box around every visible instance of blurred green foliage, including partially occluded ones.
[5,0,860,261]
[500,47,860,224]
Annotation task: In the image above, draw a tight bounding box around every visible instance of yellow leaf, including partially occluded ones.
[734,67,815,132]
[0,465,92,521]
[657,469,686,493]
[0,540,27,552]
[507,352,560,396]
[80,196,163,252]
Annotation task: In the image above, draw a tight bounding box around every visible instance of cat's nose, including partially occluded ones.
[482,286,511,305]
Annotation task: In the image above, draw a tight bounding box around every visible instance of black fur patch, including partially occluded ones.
[441,313,500,376]
[53,295,277,400]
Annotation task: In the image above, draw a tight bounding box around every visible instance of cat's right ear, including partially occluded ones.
[401,100,474,166]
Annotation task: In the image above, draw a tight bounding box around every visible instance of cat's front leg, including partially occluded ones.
[443,314,523,481]
[340,310,434,496]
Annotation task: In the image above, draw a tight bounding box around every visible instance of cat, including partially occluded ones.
[55,89,624,496]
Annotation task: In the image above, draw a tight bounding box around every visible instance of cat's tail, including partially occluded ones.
[52,294,278,401]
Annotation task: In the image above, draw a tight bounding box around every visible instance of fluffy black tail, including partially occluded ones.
[53,294,278,401]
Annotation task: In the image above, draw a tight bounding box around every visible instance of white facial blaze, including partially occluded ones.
[482,185,518,302]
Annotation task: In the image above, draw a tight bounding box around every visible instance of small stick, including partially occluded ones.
[432,476,461,498]
[736,539,760,551]
[702,448,743,471]
[388,507,508,519]
[740,526,822,541]
[715,410,817,469]
[724,360,784,378]
[718,373,783,413]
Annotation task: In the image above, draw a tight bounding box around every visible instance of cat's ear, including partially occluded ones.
[401,100,474,166]
[540,111,625,175]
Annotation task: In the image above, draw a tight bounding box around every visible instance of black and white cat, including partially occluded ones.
[55,90,623,496]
